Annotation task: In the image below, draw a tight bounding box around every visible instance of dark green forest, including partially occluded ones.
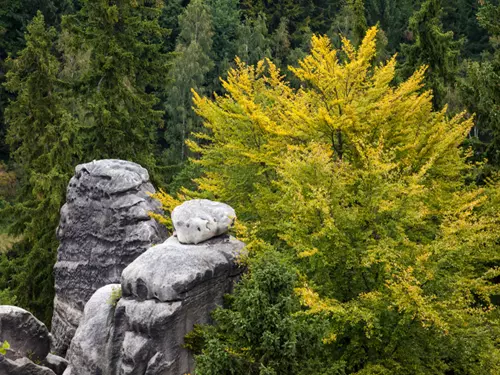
[1,0,500,373]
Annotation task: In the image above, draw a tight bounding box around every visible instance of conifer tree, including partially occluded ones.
[271,17,291,67]
[364,0,416,52]
[62,0,169,175]
[0,0,77,161]
[207,0,240,65]
[159,0,183,52]
[236,14,271,66]
[163,0,214,169]
[329,0,368,48]
[0,12,80,323]
[459,0,500,168]
[400,0,462,109]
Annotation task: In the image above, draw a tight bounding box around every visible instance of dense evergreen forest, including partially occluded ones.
[1,0,500,373]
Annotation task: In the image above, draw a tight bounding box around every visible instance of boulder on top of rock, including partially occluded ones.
[64,232,245,375]
[0,305,50,362]
[172,199,235,244]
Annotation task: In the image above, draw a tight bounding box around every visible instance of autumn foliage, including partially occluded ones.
[155,27,500,373]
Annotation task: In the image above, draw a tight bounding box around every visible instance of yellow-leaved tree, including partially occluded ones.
[156,27,500,374]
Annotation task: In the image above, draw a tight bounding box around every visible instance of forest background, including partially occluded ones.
[0,0,499,373]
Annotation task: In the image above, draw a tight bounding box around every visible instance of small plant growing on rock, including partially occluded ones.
[0,340,9,355]
[107,286,122,307]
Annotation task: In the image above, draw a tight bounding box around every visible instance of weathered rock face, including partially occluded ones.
[42,354,68,375]
[0,357,56,375]
[51,159,168,356]
[63,234,245,375]
[172,199,236,244]
[0,305,50,362]
[0,305,65,375]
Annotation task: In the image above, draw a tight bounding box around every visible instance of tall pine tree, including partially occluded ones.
[0,12,81,323]
[400,0,462,109]
[61,0,169,176]
[0,0,73,161]
[163,0,214,170]
[236,13,271,65]
[459,0,500,169]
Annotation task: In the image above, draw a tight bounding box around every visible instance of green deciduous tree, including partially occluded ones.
[0,12,81,323]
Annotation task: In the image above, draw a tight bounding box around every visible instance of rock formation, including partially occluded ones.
[0,305,67,375]
[63,199,245,375]
[51,159,168,356]
[172,199,236,244]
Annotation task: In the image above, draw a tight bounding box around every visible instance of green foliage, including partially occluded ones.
[180,28,500,373]
[0,340,10,355]
[0,12,81,324]
[441,0,489,57]
[364,0,416,53]
[107,286,122,307]
[163,0,214,172]
[400,0,462,109]
[0,0,75,161]
[458,1,500,171]
[459,59,500,166]
[61,0,169,176]
[190,251,330,375]
[207,0,240,66]
[271,17,291,67]
[236,14,272,66]
[0,288,17,305]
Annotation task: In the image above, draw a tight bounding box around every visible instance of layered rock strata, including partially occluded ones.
[63,234,245,375]
[51,159,168,356]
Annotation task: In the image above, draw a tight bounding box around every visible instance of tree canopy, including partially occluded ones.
[155,26,500,374]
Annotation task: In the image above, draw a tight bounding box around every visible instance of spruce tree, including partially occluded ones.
[62,0,169,176]
[364,0,416,53]
[163,0,214,169]
[459,0,500,169]
[0,12,80,323]
[207,0,240,65]
[236,14,271,66]
[0,0,70,161]
[329,0,368,47]
[205,0,240,92]
[271,17,291,67]
[400,0,462,109]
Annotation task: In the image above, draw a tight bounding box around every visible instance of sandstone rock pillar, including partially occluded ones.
[51,160,168,356]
